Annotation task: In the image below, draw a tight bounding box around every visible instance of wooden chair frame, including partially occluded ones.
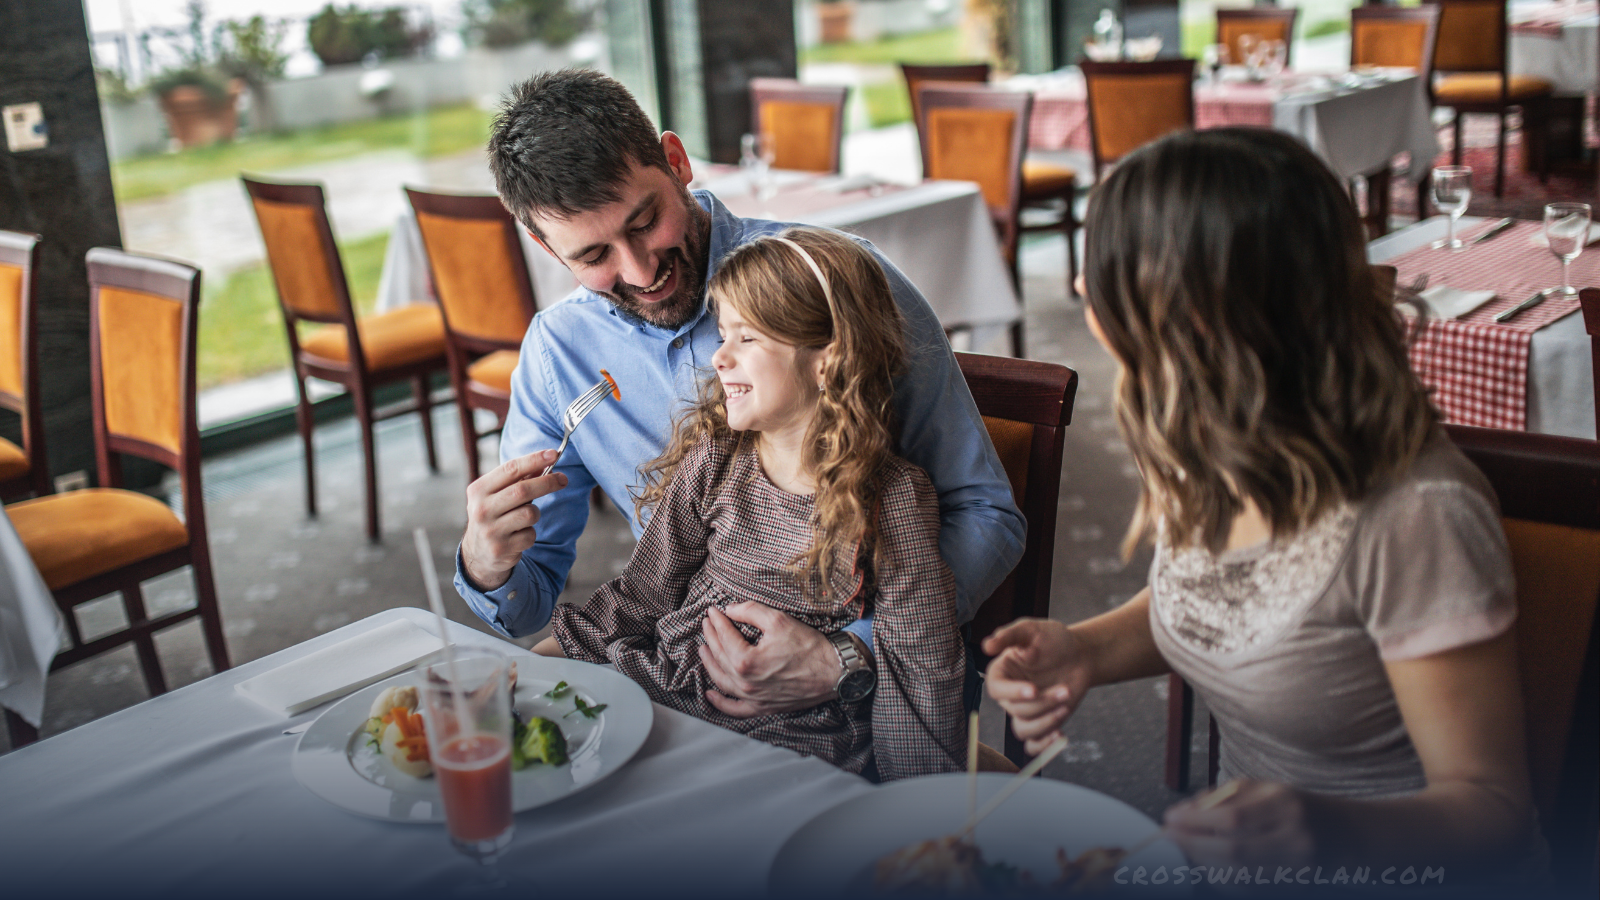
[1079,59,1197,179]
[1580,288,1599,437]
[404,188,538,483]
[1216,7,1301,68]
[0,230,50,499]
[901,62,992,176]
[6,249,232,748]
[242,177,446,542]
[747,78,849,175]
[956,351,1079,765]
[1349,4,1442,237]
[916,84,1034,357]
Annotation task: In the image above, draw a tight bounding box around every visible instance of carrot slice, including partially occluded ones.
[600,369,621,401]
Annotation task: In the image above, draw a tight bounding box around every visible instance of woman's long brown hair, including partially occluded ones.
[635,228,906,603]
[1083,128,1437,557]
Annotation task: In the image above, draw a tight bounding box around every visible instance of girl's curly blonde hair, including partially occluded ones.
[634,228,906,604]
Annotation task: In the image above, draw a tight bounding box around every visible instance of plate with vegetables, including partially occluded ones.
[291,651,653,823]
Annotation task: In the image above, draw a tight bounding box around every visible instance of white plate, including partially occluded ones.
[769,774,1189,895]
[292,654,652,823]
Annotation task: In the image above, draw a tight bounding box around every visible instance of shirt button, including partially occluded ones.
[672,337,684,349]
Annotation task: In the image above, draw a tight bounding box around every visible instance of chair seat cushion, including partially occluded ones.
[1022,160,1078,199]
[1435,73,1554,104]
[0,437,30,482]
[301,304,446,373]
[467,350,518,398]
[9,488,189,590]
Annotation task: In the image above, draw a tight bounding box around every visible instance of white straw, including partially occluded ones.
[966,712,980,826]
[960,734,1070,836]
[414,527,473,739]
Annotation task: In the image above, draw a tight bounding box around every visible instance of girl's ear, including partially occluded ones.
[813,343,836,390]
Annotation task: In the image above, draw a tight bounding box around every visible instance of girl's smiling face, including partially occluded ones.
[711,300,823,437]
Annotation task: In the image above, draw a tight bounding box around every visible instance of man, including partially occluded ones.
[456,68,1023,718]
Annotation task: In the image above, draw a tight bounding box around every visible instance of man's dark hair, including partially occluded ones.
[488,69,671,237]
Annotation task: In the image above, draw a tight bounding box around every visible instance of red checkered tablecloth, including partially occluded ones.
[1386,220,1595,430]
[1510,0,1597,38]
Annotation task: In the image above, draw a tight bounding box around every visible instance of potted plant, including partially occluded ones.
[818,0,855,45]
[150,66,244,149]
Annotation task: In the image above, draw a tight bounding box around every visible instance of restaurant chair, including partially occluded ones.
[1427,0,1554,197]
[0,230,50,500]
[956,351,1079,767]
[747,78,848,175]
[902,64,1081,298]
[1349,4,1442,237]
[1581,289,1599,438]
[242,176,449,542]
[1215,7,1300,68]
[404,188,538,483]
[1163,425,1600,889]
[4,249,231,749]
[1079,60,1197,179]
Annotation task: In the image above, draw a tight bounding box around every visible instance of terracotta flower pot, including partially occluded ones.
[157,79,244,149]
[818,2,854,44]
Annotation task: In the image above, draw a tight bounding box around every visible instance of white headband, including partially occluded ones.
[767,236,834,312]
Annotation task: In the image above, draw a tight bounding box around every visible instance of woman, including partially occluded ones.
[986,129,1535,876]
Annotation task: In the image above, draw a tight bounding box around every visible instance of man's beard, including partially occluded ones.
[605,192,711,331]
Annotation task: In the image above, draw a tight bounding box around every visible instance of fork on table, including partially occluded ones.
[541,375,617,476]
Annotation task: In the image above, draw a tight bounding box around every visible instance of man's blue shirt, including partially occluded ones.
[453,191,1025,639]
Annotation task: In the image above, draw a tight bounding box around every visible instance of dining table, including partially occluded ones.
[0,607,876,898]
[1510,0,1599,96]
[0,505,62,732]
[1368,215,1596,439]
[1013,67,1440,183]
[377,169,1023,350]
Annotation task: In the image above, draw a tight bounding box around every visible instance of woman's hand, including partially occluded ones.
[982,618,1095,755]
[1164,781,1316,870]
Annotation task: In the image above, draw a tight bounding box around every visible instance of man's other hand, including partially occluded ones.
[699,602,838,717]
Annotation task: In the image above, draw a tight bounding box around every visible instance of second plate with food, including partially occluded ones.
[292,652,652,823]
[769,773,1189,895]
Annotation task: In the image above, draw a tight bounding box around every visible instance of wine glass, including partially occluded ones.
[1544,202,1592,298]
[1263,40,1288,81]
[1430,166,1473,251]
[1202,43,1228,84]
[739,132,770,200]
[420,648,515,889]
[1239,34,1262,79]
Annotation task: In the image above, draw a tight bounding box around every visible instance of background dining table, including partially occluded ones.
[1013,67,1440,183]
[0,608,874,898]
[0,505,62,731]
[1511,0,1599,95]
[1369,215,1596,439]
[377,170,1023,351]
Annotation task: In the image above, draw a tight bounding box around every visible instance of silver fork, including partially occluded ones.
[541,377,614,476]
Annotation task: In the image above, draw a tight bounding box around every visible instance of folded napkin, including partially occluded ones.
[1529,222,1600,249]
[235,618,441,716]
[1418,285,1497,320]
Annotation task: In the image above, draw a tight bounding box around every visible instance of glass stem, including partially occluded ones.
[1447,213,1457,246]
[1562,257,1572,295]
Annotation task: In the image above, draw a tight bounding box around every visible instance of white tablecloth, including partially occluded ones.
[378,178,1023,334]
[0,608,872,897]
[1369,216,1596,439]
[0,507,61,728]
[1511,2,1599,95]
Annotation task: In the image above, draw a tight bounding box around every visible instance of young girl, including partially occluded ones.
[986,129,1535,875]
[541,227,965,780]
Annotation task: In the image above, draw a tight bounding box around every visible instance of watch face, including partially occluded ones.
[838,669,875,703]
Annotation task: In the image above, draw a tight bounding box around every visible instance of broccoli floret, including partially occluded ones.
[512,716,568,769]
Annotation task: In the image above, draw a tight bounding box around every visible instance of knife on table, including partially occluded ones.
[1494,288,1550,323]
[1469,217,1515,246]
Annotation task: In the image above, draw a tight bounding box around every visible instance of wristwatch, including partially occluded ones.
[828,631,877,703]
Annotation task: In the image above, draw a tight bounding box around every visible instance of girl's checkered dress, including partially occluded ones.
[551,435,966,780]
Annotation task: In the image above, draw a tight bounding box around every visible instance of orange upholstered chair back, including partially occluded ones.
[749,78,848,175]
[1216,8,1299,65]
[1351,5,1441,74]
[407,190,537,347]
[915,83,1029,263]
[1429,0,1509,74]
[0,231,38,410]
[241,177,353,325]
[85,248,200,477]
[1080,60,1196,174]
[1444,425,1600,882]
[900,62,990,175]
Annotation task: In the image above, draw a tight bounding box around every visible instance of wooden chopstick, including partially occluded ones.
[960,734,1071,836]
[1118,779,1244,861]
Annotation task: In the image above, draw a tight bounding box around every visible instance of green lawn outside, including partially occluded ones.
[799,26,967,66]
[199,231,388,389]
[111,103,494,203]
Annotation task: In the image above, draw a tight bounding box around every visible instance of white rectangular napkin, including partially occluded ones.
[1529,221,1600,249]
[1419,285,1497,320]
[235,618,440,716]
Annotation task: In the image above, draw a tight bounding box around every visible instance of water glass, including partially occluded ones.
[420,648,515,868]
[1544,202,1592,298]
[1430,166,1472,251]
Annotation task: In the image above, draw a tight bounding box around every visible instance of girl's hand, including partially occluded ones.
[1164,781,1316,870]
[982,618,1094,755]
